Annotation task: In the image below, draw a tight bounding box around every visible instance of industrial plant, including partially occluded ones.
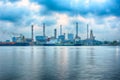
[0,22,119,46]
[34,22,102,46]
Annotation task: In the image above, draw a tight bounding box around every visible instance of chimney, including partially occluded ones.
[75,22,78,38]
[54,29,57,39]
[43,23,45,36]
[87,24,89,39]
[60,25,62,35]
[90,29,93,40]
[31,25,34,42]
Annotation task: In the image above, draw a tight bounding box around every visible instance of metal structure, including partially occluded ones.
[75,22,78,38]
[54,29,57,39]
[60,25,62,35]
[43,23,45,36]
[87,24,89,39]
[31,25,34,42]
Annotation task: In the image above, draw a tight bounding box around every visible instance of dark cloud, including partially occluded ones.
[31,0,120,17]
[0,4,29,22]
[31,0,72,12]
[9,0,20,2]
[31,0,73,16]
[39,7,53,16]
[0,0,20,3]
[0,10,28,22]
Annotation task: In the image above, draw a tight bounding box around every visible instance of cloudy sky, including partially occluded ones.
[0,0,120,41]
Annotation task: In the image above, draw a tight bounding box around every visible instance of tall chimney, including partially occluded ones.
[43,23,45,36]
[87,24,89,39]
[31,25,34,42]
[60,25,62,35]
[54,29,57,39]
[90,29,93,40]
[75,22,78,38]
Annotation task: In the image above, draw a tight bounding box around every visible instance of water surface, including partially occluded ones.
[0,46,120,80]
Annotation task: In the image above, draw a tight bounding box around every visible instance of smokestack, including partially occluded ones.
[54,29,57,39]
[31,25,34,42]
[87,24,89,39]
[64,33,65,40]
[64,33,65,36]
[75,22,78,38]
[60,25,62,35]
[43,23,45,36]
[90,29,93,40]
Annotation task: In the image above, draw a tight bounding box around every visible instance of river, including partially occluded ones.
[0,46,120,80]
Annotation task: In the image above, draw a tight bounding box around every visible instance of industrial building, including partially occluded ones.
[68,33,74,41]
[33,22,102,46]
[0,21,105,46]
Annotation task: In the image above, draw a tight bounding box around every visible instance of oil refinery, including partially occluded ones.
[0,22,119,46]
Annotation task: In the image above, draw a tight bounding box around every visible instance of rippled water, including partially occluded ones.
[0,46,120,80]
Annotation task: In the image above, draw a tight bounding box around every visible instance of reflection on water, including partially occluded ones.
[0,46,120,80]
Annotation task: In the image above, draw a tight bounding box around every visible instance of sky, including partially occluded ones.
[0,0,120,41]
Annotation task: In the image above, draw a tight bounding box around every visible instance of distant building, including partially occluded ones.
[68,33,74,41]
[12,37,17,42]
[35,36,47,44]
[58,35,65,42]
[83,29,102,45]
[47,38,57,44]
[36,36,47,41]
[25,38,32,43]
[6,40,10,42]
[12,35,25,42]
